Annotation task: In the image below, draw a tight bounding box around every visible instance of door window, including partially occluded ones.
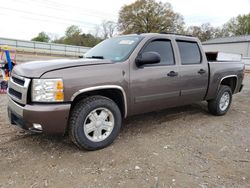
[142,40,175,66]
[177,41,201,65]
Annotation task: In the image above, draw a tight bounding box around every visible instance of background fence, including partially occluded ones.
[0,37,90,57]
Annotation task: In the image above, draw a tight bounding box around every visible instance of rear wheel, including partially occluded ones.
[208,85,232,116]
[69,96,122,150]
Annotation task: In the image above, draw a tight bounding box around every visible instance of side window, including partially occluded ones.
[177,41,201,65]
[142,40,175,66]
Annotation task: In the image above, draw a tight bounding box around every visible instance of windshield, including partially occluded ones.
[84,36,143,62]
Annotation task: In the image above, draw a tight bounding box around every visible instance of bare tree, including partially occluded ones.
[92,21,117,39]
[93,25,101,38]
[47,32,60,42]
[186,23,228,42]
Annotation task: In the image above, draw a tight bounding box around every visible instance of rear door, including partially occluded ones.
[176,40,209,102]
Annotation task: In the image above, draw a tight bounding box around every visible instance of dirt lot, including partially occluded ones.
[0,75,250,188]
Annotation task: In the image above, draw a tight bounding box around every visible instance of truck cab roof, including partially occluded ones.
[124,33,198,42]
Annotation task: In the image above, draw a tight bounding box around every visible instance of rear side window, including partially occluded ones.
[142,40,175,66]
[177,41,201,65]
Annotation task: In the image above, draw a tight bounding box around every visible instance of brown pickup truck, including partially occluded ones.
[7,33,245,150]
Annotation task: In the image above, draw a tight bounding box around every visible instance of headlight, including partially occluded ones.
[32,79,64,102]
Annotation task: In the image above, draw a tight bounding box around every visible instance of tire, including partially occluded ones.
[208,85,232,116]
[69,96,122,150]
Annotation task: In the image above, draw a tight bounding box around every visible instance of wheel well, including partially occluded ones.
[221,77,237,93]
[71,89,126,118]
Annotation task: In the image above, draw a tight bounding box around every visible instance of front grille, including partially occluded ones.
[7,74,31,105]
[12,77,25,86]
[9,88,22,99]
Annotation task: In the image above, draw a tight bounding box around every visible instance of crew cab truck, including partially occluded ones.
[7,33,245,150]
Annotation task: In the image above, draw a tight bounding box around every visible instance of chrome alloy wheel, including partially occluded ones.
[83,108,115,142]
[219,92,230,111]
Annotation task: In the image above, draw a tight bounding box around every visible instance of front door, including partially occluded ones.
[130,38,182,115]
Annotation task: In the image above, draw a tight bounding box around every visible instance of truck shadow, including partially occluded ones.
[123,102,209,130]
[1,102,209,152]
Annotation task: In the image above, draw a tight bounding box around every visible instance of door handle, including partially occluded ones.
[198,69,206,74]
[167,71,178,77]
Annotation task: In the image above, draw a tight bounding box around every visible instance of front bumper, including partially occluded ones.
[8,97,71,135]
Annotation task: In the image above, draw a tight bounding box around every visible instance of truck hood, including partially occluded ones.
[12,58,113,78]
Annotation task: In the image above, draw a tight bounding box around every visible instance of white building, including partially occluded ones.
[203,35,250,69]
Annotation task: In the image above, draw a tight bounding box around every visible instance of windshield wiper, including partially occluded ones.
[85,56,104,59]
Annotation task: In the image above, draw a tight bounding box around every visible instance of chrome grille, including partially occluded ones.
[7,74,31,105]
[12,76,25,86]
[8,88,22,100]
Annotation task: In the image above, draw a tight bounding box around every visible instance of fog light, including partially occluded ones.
[33,123,43,131]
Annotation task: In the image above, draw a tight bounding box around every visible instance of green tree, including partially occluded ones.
[118,0,184,34]
[54,25,102,47]
[80,33,102,47]
[31,32,50,42]
[223,13,250,36]
[65,25,82,38]
[63,25,83,45]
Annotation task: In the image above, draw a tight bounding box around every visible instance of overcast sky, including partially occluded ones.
[0,0,250,40]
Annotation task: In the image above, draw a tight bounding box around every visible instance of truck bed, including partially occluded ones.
[205,60,245,100]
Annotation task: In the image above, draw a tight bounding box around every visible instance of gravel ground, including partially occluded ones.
[0,75,250,188]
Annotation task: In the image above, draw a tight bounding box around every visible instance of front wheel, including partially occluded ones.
[69,96,122,150]
[208,85,232,116]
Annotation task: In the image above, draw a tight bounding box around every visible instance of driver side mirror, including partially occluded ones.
[136,52,161,67]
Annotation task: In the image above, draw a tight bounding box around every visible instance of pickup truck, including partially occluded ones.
[7,33,245,150]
